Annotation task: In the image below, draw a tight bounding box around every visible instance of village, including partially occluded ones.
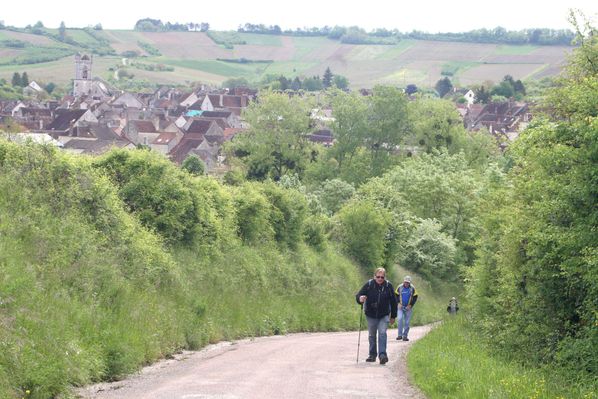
[0,53,532,173]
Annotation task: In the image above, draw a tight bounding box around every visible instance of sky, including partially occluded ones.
[2,0,597,33]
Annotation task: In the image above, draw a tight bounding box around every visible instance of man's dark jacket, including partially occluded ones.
[356,279,398,319]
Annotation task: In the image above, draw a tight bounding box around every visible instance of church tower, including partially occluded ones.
[73,53,93,97]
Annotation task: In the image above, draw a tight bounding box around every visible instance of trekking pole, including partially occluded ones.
[356,303,363,363]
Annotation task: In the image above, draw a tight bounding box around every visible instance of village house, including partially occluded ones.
[123,119,159,145]
[150,132,182,155]
[13,106,53,130]
[462,100,531,146]
[43,109,98,138]
[23,81,44,97]
[61,121,134,154]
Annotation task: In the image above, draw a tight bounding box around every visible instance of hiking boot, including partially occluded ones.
[396,336,402,340]
[365,355,376,362]
[379,353,388,365]
[403,336,409,341]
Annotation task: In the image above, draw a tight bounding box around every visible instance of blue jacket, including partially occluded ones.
[395,284,418,306]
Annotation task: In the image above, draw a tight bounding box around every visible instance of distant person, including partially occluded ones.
[356,267,397,365]
[395,276,418,341]
[447,297,459,315]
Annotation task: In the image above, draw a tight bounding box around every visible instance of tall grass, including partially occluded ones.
[408,316,598,399]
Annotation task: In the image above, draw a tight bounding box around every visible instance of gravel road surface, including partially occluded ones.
[77,324,434,399]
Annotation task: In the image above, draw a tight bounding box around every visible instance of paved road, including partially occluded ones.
[77,325,433,399]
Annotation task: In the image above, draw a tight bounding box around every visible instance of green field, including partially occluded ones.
[0,28,572,89]
[239,32,283,46]
[495,44,539,55]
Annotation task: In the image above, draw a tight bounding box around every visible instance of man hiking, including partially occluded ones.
[356,268,397,365]
[447,297,459,315]
[396,276,418,341]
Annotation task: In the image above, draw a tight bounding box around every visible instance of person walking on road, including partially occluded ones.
[396,276,418,341]
[356,268,397,365]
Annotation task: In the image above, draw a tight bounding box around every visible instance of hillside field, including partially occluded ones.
[0,29,571,89]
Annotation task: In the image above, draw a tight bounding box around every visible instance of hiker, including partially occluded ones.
[447,297,459,315]
[356,267,397,365]
[396,276,418,341]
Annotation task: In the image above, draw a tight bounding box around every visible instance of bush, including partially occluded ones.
[314,178,355,215]
[182,154,205,175]
[303,214,329,251]
[260,182,308,249]
[401,219,457,279]
[232,183,274,244]
[336,201,390,270]
[93,149,219,246]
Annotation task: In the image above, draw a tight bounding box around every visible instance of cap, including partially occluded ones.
[403,276,412,283]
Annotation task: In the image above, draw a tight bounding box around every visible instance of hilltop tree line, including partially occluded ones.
[126,18,577,45]
[236,23,574,45]
[134,18,209,32]
[3,18,574,46]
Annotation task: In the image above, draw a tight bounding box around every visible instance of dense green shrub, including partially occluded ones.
[231,183,274,244]
[302,214,329,251]
[314,178,355,215]
[260,182,307,249]
[401,218,457,279]
[336,200,391,270]
[93,149,220,246]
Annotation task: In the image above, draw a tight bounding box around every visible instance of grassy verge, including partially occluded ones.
[408,316,598,399]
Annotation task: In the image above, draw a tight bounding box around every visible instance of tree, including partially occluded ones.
[93,23,103,30]
[302,76,322,91]
[291,77,302,91]
[20,72,28,87]
[333,74,349,90]
[182,154,206,175]
[228,90,313,180]
[405,84,418,95]
[379,152,481,265]
[435,77,453,98]
[366,85,411,172]
[44,82,56,94]
[474,85,491,103]
[58,21,66,40]
[278,75,289,91]
[401,218,457,279]
[314,178,356,215]
[408,97,469,154]
[323,67,333,88]
[222,77,249,89]
[11,72,21,87]
[328,89,368,169]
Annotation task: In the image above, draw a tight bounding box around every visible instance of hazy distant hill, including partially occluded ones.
[0,28,572,89]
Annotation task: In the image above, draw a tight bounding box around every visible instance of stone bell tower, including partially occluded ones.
[73,53,93,96]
